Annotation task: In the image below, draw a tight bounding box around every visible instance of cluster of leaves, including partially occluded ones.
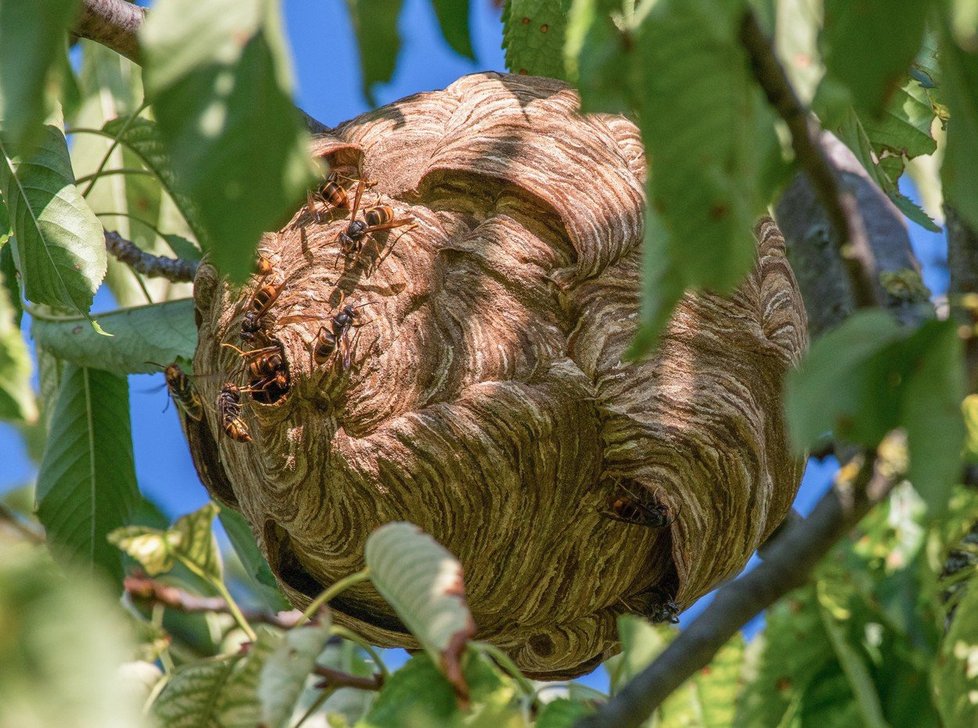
[1,0,978,726]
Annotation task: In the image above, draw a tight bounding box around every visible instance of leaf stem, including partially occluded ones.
[81,100,149,198]
[476,642,539,704]
[75,167,155,186]
[330,625,390,679]
[300,569,371,624]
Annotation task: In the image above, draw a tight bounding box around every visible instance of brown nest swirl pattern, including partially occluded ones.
[186,72,808,679]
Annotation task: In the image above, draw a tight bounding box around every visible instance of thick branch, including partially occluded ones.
[576,456,893,728]
[105,230,199,283]
[739,10,879,311]
[72,0,145,64]
[125,575,304,629]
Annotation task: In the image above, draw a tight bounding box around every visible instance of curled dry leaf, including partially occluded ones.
[186,72,808,678]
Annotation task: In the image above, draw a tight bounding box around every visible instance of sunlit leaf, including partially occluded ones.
[818,603,887,728]
[820,0,928,115]
[503,0,572,78]
[775,0,823,105]
[365,522,476,699]
[0,0,79,148]
[0,261,35,423]
[613,614,670,690]
[859,79,937,160]
[110,502,223,582]
[346,0,404,106]
[940,23,978,231]
[71,40,168,307]
[431,0,474,60]
[36,365,138,584]
[141,0,316,282]
[661,634,745,727]
[219,507,290,612]
[259,616,332,728]
[0,544,147,728]
[357,651,520,728]
[32,298,196,375]
[564,0,633,114]
[0,124,105,313]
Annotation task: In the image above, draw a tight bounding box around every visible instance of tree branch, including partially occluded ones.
[739,9,880,311]
[72,0,146,64]
[70,0,330,135]
[946,205,978,389]
[312,664,385,691]
[105,230,199,282]
[576,455,894,728]
[124,574,304,629]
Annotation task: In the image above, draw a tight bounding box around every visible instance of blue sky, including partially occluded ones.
[0,0,951,689]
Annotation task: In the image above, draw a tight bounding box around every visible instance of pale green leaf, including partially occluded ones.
[217,626,282,727]
[365,522,475,688]
[357,651,518,728]
[940,24,978,230]
[503,0,572,78]
[564,0,633,114]
[0,544,147,728]
[169,501,224,583]
[108,526,172,575]
[775,0,823,105]
[614,614,671,690]
[141,0,315,282]
[0,262,36,423]
[219,507,290,612]
[100,115,209,250]
[818,605,887,728]
[859,79,938,160]
[346,0,404,106]
[535,699,594,728]
[679,634,745,728]
[35,365,138,584]
[0,0,80,148]
[0,125,105,313]
[151,656,239,725]
[820,0,928,115]
[32,298,196,375]
[431,0,475,59]
[259,616,332,728]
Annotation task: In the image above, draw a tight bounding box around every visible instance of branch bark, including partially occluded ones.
[946,205,978,389]
[576,455,894,728]
[72,0,146,64]
[312,664,385,691]
[124,574,304,629]
[739,9,880,312]
[105,230,199,282]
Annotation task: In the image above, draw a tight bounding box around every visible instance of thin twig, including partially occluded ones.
[739,9,880,309]
[0,504,45,544]
[312,664,385,691]
[105,230,199,283]
[71,0,146,64]
[124,575,304,629]
[575,455,893,728]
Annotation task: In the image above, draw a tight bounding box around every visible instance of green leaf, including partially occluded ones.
[111,502,224,582]
[0,124,105,313]
[502,0,572,78]
[536,699,594,728]
[346,0,404,106]
[0,236,22,327]
[35,365,138,584]
[259,616,332,728]
[859,80,938,160]
[71,41,165,308]
[565,0,633,114]
[32,298,196,375]
[820,0,929,115]
[940,24,978,230]
[365,522,476,694]
[614,614,671,690]
[935,577,978,725]
[163,232,202,262]
[787,313,965,511]
[0,262,36,423]
[431,0,475,60]
[660,634,745,728]
[141,0,316,282]
[632,0,782,317]
[219,507,290,612]
[0,0,80,148]
[100,115,209,250]
[0,544,147,728]
[357,651,519,728]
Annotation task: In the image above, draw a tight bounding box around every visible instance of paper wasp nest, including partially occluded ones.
[187,73,807,679]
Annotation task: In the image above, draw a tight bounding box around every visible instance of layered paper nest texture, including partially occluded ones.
[188,72,808,678]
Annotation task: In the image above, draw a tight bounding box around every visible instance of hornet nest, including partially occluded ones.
[187,72,808,679]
